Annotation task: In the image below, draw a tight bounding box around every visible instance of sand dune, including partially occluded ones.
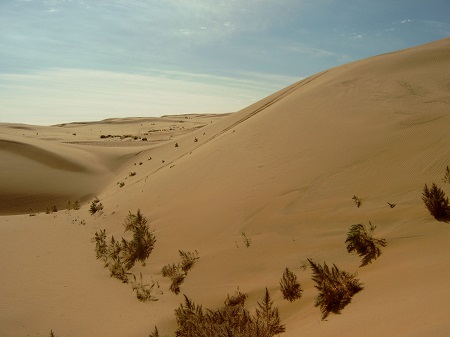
[0,38,449,337]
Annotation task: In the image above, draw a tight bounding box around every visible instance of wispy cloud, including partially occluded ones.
[0,68,297,125]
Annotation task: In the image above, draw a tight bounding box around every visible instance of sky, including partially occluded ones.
[0,0,449,125]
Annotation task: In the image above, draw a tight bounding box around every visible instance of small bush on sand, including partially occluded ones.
[93,229,108,259]
[161,263,186,295]
[443,165,450,184]
[89,198,103,215]
[179,250,199,273]
[280,268,302,302]
[352,195,362,208]
[122,210,156,269]
[241,232,251,248]
[346,222,387,267]
[167,288,285,337]
[308,259,363,320]
[422,183,450,221]
[162,250,200,294]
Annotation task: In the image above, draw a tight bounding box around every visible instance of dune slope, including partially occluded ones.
[1,38,449,337]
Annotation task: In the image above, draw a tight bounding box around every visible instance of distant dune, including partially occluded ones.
[0,38,449,337]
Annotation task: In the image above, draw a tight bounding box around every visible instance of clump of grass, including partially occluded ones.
[308,259,363,320]
[131,273,161,302]
[346,222,387,267]
[422,183,450,221]
[280,268,302,302]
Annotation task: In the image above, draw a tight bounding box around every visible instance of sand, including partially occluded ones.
[0,38,449,337]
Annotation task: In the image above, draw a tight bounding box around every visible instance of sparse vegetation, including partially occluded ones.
[443,166,450,184]
[162,250,200,294]
[122,209,157,269]
[49,330,58,337]
[241,232,251,248]
[308,259,364,320]
[131,273,161,302]
[167,288,285,337]
[346,222,387,267]
[93,229,107,259]
[89,198,103,215]
[280,268,302,302]
[352,195,363,208]
[118,181,125,188]
[92,210,156,284]
[129,171,137,177]
[175,142,179,147]
[162,263,186,294]
[422,183,450,221]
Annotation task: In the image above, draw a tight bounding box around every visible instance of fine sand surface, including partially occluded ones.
[1,38,449,337]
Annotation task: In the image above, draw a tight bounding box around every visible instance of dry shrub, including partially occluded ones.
[308,259,363,320]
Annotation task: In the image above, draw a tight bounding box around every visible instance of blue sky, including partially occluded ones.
[1,0,449,125]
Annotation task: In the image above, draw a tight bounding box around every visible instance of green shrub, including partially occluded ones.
[308,259,363,320]
[346,222,387,267]
[422,183,450,221]
[280,268,302,302]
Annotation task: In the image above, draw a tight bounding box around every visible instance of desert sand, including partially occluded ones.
[0,37,449,337]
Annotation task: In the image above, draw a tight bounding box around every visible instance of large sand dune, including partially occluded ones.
[0,38,449,337]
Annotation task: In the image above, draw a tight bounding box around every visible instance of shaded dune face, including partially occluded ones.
[0,136,120,214]
[0,138,91,173]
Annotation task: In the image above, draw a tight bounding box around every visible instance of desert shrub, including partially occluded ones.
[352,195,362,208]
[172,288,285,337]
[346,222,387,267]
[175,142,179,147]
[117,182,125,188]
[162,250,199,294]
[93,229,108,259]
[308,259,364,320]
[422,183,450,220]
[92,211,156,284]
[279,268,302,302]
[179,250,199,273]
[121,210,156,269]
[89,198,103,215]
[131,273,161,302]
[162,263,186,295]
[129,171,136,177]
[241,232,251,248]
[49,330,58,337]
[443,166,450,184]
